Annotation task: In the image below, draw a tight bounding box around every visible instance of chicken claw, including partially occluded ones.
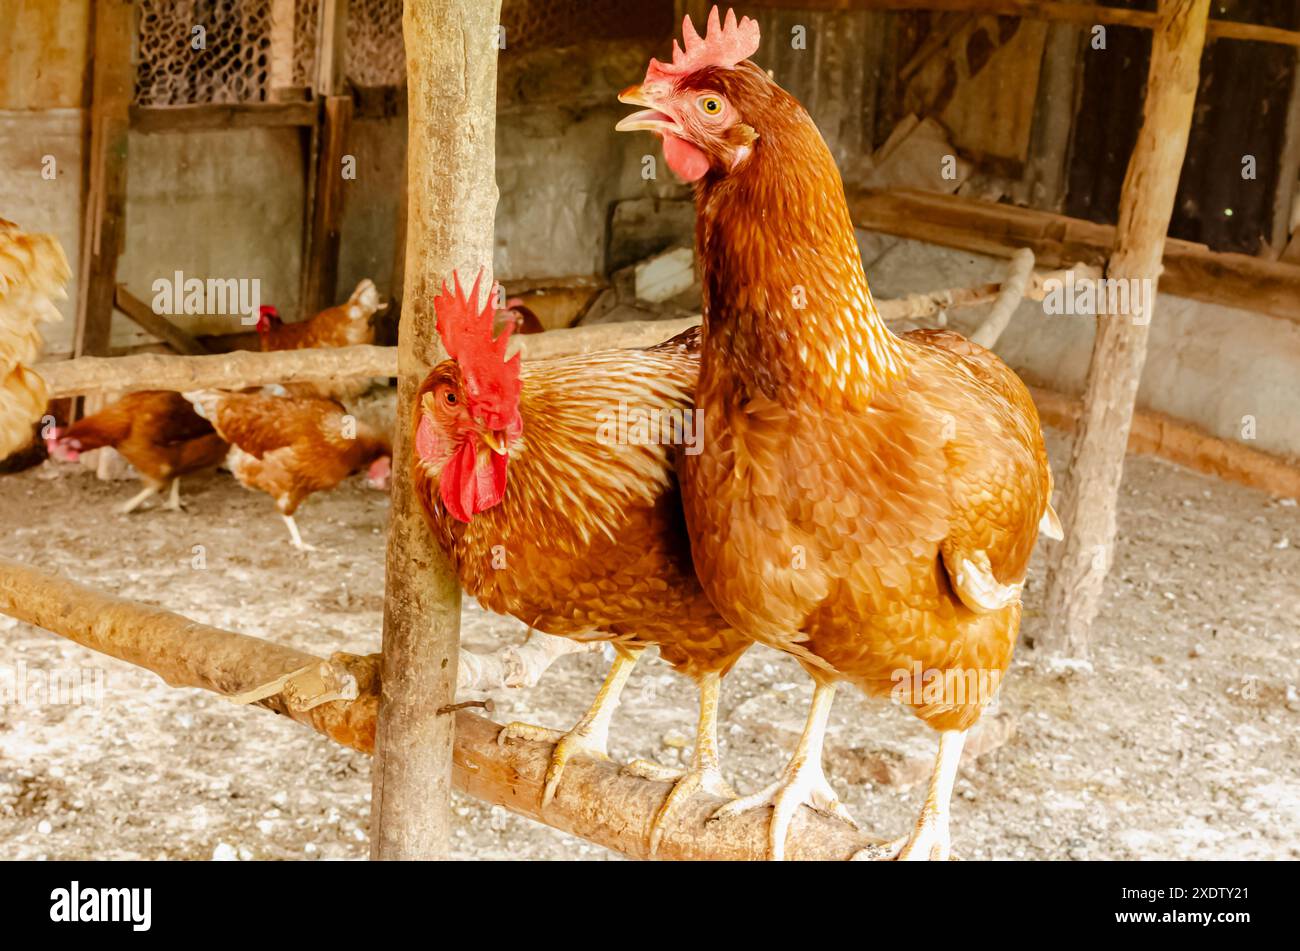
[853,728,966,861]
[709,682,856,860]
[117,484,158,514]
[161,478,185,512]
[622,670,736,854]
[625,759,736,853]
[496,647,642,808]
[280,513,319,551]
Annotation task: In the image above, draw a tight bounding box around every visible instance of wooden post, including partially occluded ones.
[74,0,135,360]
[267,0,301,100]
[1018,19,1083,212]
[301,94,353,314]
[1039,0,1211,658]
[113,286,210,355]
[1268,49,1300,258]
[368,0,502,860]
[299,0,350,317]
[384,147,408,343]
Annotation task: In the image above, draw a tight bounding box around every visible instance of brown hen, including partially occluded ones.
[50,391,228,513]
[256,279,386,401]
[619,7,1057,859]
[184,389,390,550]
[412,273,749,850]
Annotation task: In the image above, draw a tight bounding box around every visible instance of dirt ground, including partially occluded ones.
[0,429,1297,861]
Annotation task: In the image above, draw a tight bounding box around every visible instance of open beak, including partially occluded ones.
[480,429,509,456]
[616,84,677,134]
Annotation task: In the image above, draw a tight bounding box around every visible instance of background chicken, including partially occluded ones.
[256,278,386,401]
[619,7,1056,860]
[412,272,750,850]
[0,218,69,462]
[48,390,228,513]
[184,388,391,550]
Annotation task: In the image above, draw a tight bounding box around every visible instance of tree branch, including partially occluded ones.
[33,269,1079,398]
[0,556,881,860]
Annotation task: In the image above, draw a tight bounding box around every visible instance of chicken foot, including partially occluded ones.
[497,646,642,808]
[856,728,966,861]
[280,513,318,552]
[709,681,857,860]
[117,484,158,514]
[162,478,184,512]
[624,669,736,854]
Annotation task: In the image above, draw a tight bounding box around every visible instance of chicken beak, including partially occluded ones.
[616,84,676,134]
[480,429,509,456]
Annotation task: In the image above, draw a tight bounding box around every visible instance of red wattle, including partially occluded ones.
[662,134,710,182]
[439,441,508,522]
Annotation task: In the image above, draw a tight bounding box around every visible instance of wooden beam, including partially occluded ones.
[300,95,353,315]
[367,0,502,862]
[74,0,135,360]
[35,343,395,398]
[298,0,350,318]
[1017,19,1084,211]
[1040,0,1212,659]
[1029,387,1300,499]
[0,556,883,861]
[32,306,1300,500]
[741,0,1300,49]
[268,0,298,96]
[34,267,1088,397]
[1268,50,1300,258]
[112,285,210,355]
[848,187,1300,325]
[314,0,350,98]
[128,101,316,133]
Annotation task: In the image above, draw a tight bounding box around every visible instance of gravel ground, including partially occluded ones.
[0,429,1297,861]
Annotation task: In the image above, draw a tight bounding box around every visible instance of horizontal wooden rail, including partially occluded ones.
[29,276,1300,495]
[744,0,1300,49]
[129,102,318,133]
[31,268,1079,397]
[849,188,1300,325]
[0,556,880,861]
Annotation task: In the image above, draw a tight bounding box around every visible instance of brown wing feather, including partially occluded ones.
[413,344,750,682]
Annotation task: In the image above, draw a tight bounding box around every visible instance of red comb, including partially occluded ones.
[646,6,760,82]
[433,269,522,432]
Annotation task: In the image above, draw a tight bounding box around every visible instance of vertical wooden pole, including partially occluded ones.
[299,0,349,317]
[301,94,353,314]
[74,0,135,360]
[1268,49,1300,258]
[369,0,501,860]
[1039,0,1211,658]
[1019,20,1084,212]
[385,145,409,342]
[267,0,299,99]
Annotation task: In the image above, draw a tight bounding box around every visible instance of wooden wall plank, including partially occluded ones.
[74,0,135,360]
[300,95,353,315]
[0,0,92,109]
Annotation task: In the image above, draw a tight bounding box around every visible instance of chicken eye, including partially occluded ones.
[698,95,724,116]
[443,390,458,406]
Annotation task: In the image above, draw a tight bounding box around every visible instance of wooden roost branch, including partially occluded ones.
[1040,0,1212,659]
[0,556,881,861]
[32,268,1083,398]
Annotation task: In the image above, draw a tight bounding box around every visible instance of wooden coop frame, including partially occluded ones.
[5,0,1300,859]
[75,0,411,366]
